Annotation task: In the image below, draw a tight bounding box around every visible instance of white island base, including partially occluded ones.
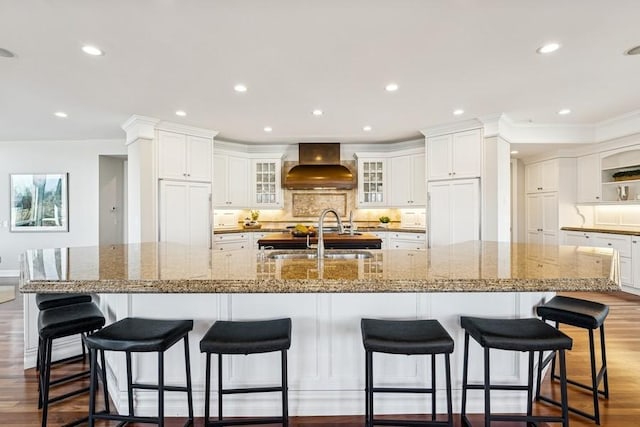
[25,291,554,418]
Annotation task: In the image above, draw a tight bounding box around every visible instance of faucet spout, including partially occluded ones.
[317,208,343,259]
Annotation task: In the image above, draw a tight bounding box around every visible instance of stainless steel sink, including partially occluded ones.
[267,250,373,260]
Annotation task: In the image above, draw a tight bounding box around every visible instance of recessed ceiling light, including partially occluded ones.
[453,109,465,116]
[363,125,372,132]
[264,126,272,132]
[385,83,399,92]
[234,84,247,93]
[510,150,519,155]
[312,109,323,116]
[82,45,104,56]
[0,48,16,58]
[175,110,187,117]
[625,45,640,55]
[54,112,68,118]
[537,43,561,54]
[558,108,571,115]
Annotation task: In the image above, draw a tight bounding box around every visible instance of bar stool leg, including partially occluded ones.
[41,338,53,427]
[559,349,569,427]
[126,351,134,418]
[158,351,165,427]
[218,354,224,422]
[600,325,609,398]
[527,351,535,427]
[431,354,436,421]
[282,350,288,427]
[183,336,194,425]
[204,353,211,426]
[444,353,453,427]
[461,332,470,427]
[588,329,600,424]
[88,348,97,427]
[483,346,491,427]
[366,350,374,427]
[99,349,110,414]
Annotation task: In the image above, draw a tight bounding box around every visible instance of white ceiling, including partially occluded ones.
[1,0,639,145]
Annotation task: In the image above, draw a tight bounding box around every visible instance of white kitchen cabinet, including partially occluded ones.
[563,231,592,246]
[251,159,283,208]
[427,129,482,181]
[158,131,212,182]
[632,238,640,290]
[526,159,559,194]
[428,179,480,247]
[213,153,249,208]
[251,231,271,249]
[526,193,559,246]
[357,158,387,207]
[576,154,602,203]
[389,153,426,207]
[600,148,640,202]
[159,180,211,248]
[212,232,250,251]
[389,232,426,250]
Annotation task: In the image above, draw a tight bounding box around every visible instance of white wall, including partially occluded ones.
[0,139,126,273]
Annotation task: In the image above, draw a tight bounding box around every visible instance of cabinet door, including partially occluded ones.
[389,155,412,206]
[188,183,211,248]
[412,154,427,205]
[525,163,542,193]
[357,159,387,206]
[564,231,591,246]
[526,194,543,233]
[159,181,189,245]
[451,129,482,178]
[227,156,249,207]
[427,181,451,247]
[450,179,480,244]
[252,160,282,207]
[158,131,187,180]
[212,154,229,207]
[541,193,558,232]
[540,159,559,192]
[593,234,632,258]
[576,154,601,203]
[632,238,640,289]
[427,134,451,180]
[187,136,212,182]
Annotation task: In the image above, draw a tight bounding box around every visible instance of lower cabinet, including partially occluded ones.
[212,233,249,251]
[388,232,426,250]
[159,180,211,248]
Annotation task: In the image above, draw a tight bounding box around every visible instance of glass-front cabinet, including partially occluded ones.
[251,159,283,208]
[356,158,387,207]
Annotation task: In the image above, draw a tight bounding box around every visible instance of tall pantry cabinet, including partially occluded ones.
[524,158,576,249]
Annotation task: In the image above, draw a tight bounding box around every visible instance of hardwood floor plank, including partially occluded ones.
[2,288,639,426]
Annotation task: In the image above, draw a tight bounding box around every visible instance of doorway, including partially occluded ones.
[99,155,127,246]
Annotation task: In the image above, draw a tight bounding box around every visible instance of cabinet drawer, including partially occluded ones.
[213,241,247,251]
[213,233,248,243]
[391,240,426,250]
[390,232,425,241]
[592,234,632,258]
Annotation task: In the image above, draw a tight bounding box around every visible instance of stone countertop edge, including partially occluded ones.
[561,226,640,236]
[215,226,427,234]
[20,277,619,294]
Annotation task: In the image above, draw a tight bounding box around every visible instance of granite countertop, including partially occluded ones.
[561,226,640,236]
[214,223,427,234]
[19,241,619,294]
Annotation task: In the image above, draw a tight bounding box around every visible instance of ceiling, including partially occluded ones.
[1,0,639,145]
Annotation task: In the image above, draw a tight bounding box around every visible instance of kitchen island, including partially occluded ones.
[20,241,619,418]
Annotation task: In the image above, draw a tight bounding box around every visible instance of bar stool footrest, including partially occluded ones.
[372,386,435,394]
[206,416,284,426]
[537,394,599,422]
[372,419,451,427]
[222,386,283,395]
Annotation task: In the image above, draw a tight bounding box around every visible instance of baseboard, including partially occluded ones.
[0,270,19,278]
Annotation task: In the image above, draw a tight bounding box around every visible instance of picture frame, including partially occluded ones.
[10,173,69,232]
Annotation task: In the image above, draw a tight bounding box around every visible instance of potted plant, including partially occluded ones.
[250,210,260,223]
[378,216,390,228]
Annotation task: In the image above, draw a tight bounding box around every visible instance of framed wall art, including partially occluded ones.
[10,173,69,232]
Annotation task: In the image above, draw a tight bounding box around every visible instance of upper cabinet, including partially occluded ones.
[356,157,387,207]
[158,130,212,182]
[389,153,426,206]
[600,148,640,202]
[251,159,283,208]
[576,153,602,203]
[525,159,559,193]
[427,128,482,181]
[213,153,249,208]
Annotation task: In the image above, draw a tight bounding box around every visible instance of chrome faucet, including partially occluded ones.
[317,208,344,259]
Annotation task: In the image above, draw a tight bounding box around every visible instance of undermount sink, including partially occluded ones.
[267,250,373,260]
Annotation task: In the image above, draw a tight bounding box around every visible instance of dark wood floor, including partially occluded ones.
[1,286,639,426]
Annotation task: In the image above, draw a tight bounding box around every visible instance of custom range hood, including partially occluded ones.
[284,143,356,189]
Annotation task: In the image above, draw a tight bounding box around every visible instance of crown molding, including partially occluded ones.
[595,110,640,142]
[420,119,483,138]
[121,115,161,145]
[156,121,219,139]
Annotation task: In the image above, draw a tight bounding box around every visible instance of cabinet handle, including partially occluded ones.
[452,172,456,175]
[607,243,612,246]
[596,196,600,199]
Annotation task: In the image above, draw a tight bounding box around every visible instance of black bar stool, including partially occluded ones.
[536,295,610,424]
[460,316,573,427]
[199,318,292,427]
[36,293,93,370]
[84,317,194,427]
[38,301,108,427]
[361,318,454,427]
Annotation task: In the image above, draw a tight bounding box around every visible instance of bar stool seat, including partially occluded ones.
[37,302,107,427]
[361,319,454,427]
[84,317,194,427]
[36,293,92,310]
[200,318,292,427]
[460,316,573,427]
[536,295,610,424]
